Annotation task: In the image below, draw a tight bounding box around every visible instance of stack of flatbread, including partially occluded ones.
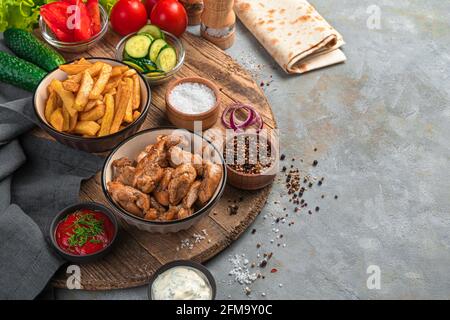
[234,0,346,74]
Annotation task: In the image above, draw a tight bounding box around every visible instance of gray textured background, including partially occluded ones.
[57,0,450,299]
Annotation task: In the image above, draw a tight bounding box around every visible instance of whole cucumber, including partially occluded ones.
[0,51,47,92]
[4,28,65,72]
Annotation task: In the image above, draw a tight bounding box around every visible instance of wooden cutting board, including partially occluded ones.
[49,29,277,290]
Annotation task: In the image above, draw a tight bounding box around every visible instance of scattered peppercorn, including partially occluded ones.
[312,160,318,166]
[280,154,286,161]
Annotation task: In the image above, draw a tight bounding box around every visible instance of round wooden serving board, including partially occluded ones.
[49,30,276,290]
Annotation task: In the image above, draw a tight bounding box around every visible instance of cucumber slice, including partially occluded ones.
[141,59,158,71]
[138,32,155,44]
[149,39,168,63]
[145,71,165,78]
[138,24,165,40]
[123,60,145,73]
[124,35,152,59]
[156,47,177,72]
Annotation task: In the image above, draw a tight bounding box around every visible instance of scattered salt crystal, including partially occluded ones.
[169,82,216,114]
[228,255,258,285]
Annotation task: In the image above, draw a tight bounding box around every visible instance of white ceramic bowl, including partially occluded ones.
[102,128,227,233]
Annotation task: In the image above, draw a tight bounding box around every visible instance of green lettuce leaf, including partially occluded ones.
[0,0,54,32]
[99,0,117,14]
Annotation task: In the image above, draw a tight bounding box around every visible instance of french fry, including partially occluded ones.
[80,104,105,121]
[99,94,115,137]
[50,80,77,117]
[59,63,92,75]
[103,76,121,93]
[132,74,140,110]
[111,66,128,77]
[105,88,117,95]
[97,118,103,125]
[69,62,104,83]
[110,80,131,134]
[49,108,64,131]
[123,77,134,123]
[89,63,112,99]
[132,110,141,121]
[123,69,136,77]
[45,91,58,121]
[76,58,91,65]
[74,121,100,136]
[62,79,80,92]
[84,100,97,112]
[74,71,94,111]
[62,107,70,131]
[69,111,78,132]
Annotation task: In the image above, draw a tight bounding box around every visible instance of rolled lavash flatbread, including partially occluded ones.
[234,0,346,74]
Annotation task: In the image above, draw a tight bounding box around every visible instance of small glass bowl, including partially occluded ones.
[115,31,185,86]
[39,4,109,53]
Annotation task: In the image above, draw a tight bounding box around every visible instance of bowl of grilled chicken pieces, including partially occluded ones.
[102,128,226,233]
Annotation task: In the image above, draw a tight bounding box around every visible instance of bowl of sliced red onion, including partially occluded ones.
[221,102,264,132]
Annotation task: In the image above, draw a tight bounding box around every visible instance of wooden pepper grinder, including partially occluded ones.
[201,0,236,50]
[180,1,204,26]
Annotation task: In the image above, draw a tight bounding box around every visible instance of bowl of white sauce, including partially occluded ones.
[148,260,216,300]
[165,77,221,131]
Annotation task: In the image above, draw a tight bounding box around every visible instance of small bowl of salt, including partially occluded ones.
[165,77,220,131]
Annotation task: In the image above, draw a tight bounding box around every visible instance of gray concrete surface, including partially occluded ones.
[56,0,450,299]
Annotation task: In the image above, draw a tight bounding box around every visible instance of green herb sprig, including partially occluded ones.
[66,211,105,248]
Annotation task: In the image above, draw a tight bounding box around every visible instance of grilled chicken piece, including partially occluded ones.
[144,208,159,220]
[168,163,197,205]
[182,180,202,209]
[160,205,180,221]
[150,196,167,215]
[107,181,150,217]
[153,167,174,206]
[177,207,193,220]
[168,146,203,175]
[112,157,136,186]
[137,135,184,166]
[197,161,222,206]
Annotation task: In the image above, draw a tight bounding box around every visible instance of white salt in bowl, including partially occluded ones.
[165,77,220,131]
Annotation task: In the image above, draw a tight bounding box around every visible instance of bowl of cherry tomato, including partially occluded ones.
[49,202,118,263]
[39,0,109,53]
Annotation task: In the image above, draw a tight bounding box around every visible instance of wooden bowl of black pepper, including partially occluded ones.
[224,132,279,190]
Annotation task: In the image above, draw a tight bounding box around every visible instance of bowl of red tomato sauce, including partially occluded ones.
[49,202,118,263]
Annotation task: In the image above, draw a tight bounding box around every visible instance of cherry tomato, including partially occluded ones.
[110,0,148,36]
[150,0,187,37]
[144,0,159,19]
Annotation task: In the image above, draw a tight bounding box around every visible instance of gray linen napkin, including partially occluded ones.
[0,40,103,299]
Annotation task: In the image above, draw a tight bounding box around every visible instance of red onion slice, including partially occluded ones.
[222,102,263,132]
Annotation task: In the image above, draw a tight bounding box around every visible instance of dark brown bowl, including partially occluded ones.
[49,202,118,264]
[33,57,151,153]
[147,260,216,300]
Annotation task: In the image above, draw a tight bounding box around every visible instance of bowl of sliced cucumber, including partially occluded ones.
[115,24,185,86]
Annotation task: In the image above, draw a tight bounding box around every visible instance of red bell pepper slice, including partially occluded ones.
[86,0,101,36]
[40,2,74,42]
[64,0,92,41]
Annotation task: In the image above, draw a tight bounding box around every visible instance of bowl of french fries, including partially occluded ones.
[33,57,151,153]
